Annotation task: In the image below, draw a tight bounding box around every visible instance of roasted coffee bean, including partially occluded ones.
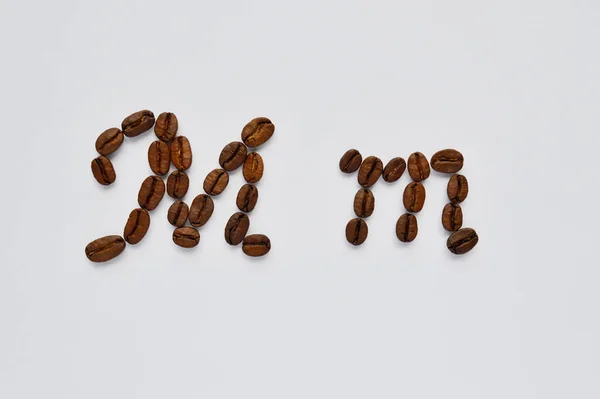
[154,112,178,142]
[122,110,155,137]
[95,127,123,156]
[242,234,271,257]
[167,200,189,227]
[85,235,126,262]
[407,152,430,182]
[189,194,214,227]
[123,208,150,245]
[403,182,426,213]
[166,170,189,199]
[241,117,275,148]
[203,168,229,196]
[396,213,418,242]
[91,156,116,185]
[148,140,171,175]
[236,184,259,212]
[382,157,406,182]
[172,227,200,248]
[243,152,264,183]
[357,156,383,188]
[170,136,192,171]
[431,149,464,173]
[441,203,463,232]
[447,174,469,203]
[353,188,375,218]
[345,218,368,245]
[219,141,247,171]
[447,228,479,255]
[339,149,362,173]
[224,212,250,245]
[138,176,165,211]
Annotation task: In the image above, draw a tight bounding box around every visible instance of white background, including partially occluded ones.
[1,0,599,398]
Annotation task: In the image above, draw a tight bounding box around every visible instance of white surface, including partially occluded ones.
[1,0,599,398]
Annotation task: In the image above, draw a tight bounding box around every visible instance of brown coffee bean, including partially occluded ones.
[241,117,275,148]
[407,152,430,182]
[170,136,192,171]
[383,157,406,182]
[431,149,464,173]
[242,234,271,257]
[148,140,171,175]
[353,188,375,218]
[447,228,479,255]
[345,218,368,245]
[224,212,250,245]
[95,127,123,156]
[189,194,214,227]
[166,170,189,199]
[357,156,383,188]
[396,213,418,242]
[138,176,165,211]
[173,227,200,248]
[243,152,264,183]
[122,110,155,137]
[85,235,126,262]
[219,141,247,171]
[442,203,463,232]
[123,208,150,245]
[447,174,469,203]
[339,149,362,173]
[167,200,189,227]
[154,112,178,142]
[91,156,116,185]
[203,168,229,196]
[236,184,259,212]
[403,182,426,213]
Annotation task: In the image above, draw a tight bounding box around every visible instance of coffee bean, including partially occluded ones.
[396,213,418,242]
[241,117,275,148]
[138,176,165,211]
[447,174,469,203]
[236,184,259,212]
[357,156,383,188]
[122,110,155,137]
[353,188,375,218]
[170,136,192,171]
[447,228,478,255]
[203,168,229,196]
[148,140,171,175]
[95,127,123,156]
[441,203,463,232]
[172,226,200,248]
[403,182,426,213]
[242,234,271,257]
[345,218,368,245]
[431,149,464,173]
[85,235,126,262]
[219,141,247,171]
[243,152,264,183]
[339,149,362,173]
[154,112,178,142]
[407,152,430,182]
[91,156,116,185]
[189,194,214,227]
[382,157,406,182]
[224,212,250,245]
[123,208,150,245]
[166,170,189,199]
[167,200,189,227]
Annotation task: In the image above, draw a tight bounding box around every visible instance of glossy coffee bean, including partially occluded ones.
[91,156,116,185]
[122,110,155,137]
[85,235,126,262]
[447,228,479,255]
[166,170,189,199]
[189,194,214,227]
[148,140,171,175]
[123,208,150,245]
[382,157,406,182]
[403,182,426,213]
[219,141,247,171]
[447,174,469,203]
[243,152,264,183]
[353,188,375,218]
[203,168,229,196]
[224,212,250,245]
[396,213,418,242]
[357,156,383,188]
[431,149,464,173]
[154,112,178,142]
[241,117,275,148]
[441,203,463,232]
[236,184,259,212]
[339,149,362,173]
[172,227,200,248]
[345,218,368,245]
[167,200,189,227]
[170,136,192,171]
[138,176,165,211]
[407,152,430,182]
[95,127,123,156]
[242,234,271,257]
